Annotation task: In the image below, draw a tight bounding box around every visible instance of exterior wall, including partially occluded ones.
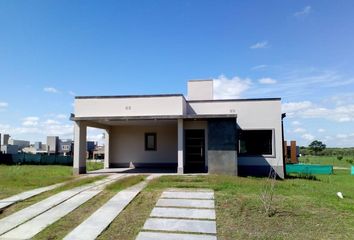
[1,145,19,154]
[109,124,178,168]
[188,100,283,178]
[8,139,30,150]
[187,80,213,100]
[47,136,59,154]
[75,96,185,118]
[207,119,237,175]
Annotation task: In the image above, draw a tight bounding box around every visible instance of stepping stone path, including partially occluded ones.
[136,188,217,240]
[0,174,126,239]
[64,175,158,240]
[0,182,66,210]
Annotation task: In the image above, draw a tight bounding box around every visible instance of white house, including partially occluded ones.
[71,80,285,178]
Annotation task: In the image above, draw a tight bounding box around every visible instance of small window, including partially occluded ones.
[238,130,273,156]
[145,133,157,151]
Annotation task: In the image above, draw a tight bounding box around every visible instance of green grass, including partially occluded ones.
[96,171,354,240]
[0,175,106,219]
[299,155,354,168]
[33,175,146,240]
[0,165,73,199]
[87,161,104,171]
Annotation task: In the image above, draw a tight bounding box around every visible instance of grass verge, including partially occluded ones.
[0,165,73,199]
[0,175,106,219]
[33,175,146,240]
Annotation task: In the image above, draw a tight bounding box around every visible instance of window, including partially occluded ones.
[238,130,273,156]
[145,133,157,151]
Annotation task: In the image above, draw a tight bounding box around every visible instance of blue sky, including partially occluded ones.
[0,0,354,147]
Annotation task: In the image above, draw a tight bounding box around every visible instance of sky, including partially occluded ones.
[0,0,354,147]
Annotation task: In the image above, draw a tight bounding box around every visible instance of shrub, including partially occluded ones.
[337,156,343,161]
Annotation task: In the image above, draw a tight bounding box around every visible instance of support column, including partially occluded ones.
[177,119,184,174]
[73,121,87,174]
[103,128,110,169]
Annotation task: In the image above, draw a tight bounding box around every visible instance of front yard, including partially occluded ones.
[0,164,353,239]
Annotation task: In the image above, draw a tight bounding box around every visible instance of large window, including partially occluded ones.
[238,130,273,156]
[145,133,157,151]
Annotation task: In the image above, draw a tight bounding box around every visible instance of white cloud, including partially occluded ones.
[213,75,252,99]
[43,119,60,125]
[68,91,76,96]
[252,65,267,70]
[250,41,269,49]
[291,120,301,125]
[44,87,59,93]
[294,6,311,17]
[56,114,68,119]
[0,102,8,108]
[258,78,277,84]
[294,127,306,133]
[317,128,326,133]
[302,104,354,122]
[336,134,348,139]
[22,117,40,127]
[282,101,312,113]
[302,133,315,141]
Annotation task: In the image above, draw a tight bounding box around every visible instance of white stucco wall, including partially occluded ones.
[188,100,283,168]
[75,96,185,118]
[109,124,178,166]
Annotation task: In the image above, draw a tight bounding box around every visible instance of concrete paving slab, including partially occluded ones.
[136,231,217,240]
[156,199,214,209]
[150,207,216,219]
[143,218,217,234]
[0,174,123,236]
[161,191,214,200]
[0,190,101,240]
[0,182,66,210]
[64,180,149,240]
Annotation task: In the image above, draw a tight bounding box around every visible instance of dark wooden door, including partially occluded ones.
[185,129,206,173]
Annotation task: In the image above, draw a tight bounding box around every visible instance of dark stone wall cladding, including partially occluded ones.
[208,118,237,151]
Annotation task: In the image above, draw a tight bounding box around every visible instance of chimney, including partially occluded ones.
[187,80,213,100]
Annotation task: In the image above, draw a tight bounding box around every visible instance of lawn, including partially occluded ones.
[1,164,353,239]
[97,171,354,240]
[299,155,354,168]
[0,165,73,199]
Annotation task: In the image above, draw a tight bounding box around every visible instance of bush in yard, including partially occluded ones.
[337,156,343,161]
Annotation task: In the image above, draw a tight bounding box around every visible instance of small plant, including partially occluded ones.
[337,156,343,161]
[347,159,354,164]
[259,168,277,217]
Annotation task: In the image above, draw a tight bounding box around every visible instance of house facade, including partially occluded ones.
[71,80,285,178]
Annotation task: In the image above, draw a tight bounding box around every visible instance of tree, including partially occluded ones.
[308,140,326,155]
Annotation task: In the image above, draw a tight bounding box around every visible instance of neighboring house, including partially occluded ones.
[1,145,19,154]
[8,139,30,150]
[47,136,60,154]
[71,80,285,178]
[59,139,73,156]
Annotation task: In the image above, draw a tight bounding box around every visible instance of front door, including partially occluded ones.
[185,129,206,173]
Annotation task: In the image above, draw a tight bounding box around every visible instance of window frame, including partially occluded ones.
[145,132,157,151]
[237,128,275,158]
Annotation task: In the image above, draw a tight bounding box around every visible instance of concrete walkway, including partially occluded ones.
[0,174,125,238]
[136,188,217,240]
[64,175,158,240]
[0,182,66,210]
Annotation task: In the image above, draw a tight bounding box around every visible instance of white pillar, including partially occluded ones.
[177,119,184,174]
[73,121,87,174]
[103,128,110,169]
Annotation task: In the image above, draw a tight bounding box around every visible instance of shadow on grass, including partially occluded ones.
[286,174,320,181]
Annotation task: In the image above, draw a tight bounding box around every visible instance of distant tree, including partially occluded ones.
[308,140,326,155]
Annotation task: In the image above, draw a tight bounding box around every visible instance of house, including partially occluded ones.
[71,80,285,178]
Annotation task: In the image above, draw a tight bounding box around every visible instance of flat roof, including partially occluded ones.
[70,114,237,121]
[188,98,281,103]
[75,94,280,102]
[75,94,185,99]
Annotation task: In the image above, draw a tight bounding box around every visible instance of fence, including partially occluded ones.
[0,153,73,166]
